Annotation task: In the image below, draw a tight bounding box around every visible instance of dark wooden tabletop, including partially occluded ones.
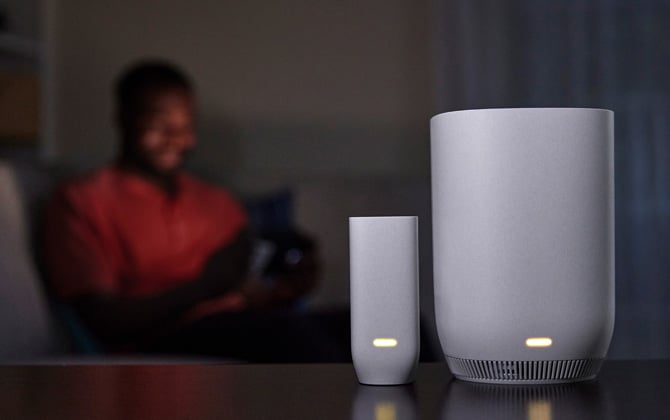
[0,360,667,419]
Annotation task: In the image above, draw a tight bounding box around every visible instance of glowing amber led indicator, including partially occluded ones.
[525,337,553,348]
[373,338,398,348]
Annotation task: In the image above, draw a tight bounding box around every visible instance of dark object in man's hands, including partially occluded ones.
[251,229,320,307]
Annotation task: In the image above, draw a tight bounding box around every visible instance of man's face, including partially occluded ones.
[130,88,195,175]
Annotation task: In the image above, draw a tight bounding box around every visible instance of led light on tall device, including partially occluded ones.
[373,338,398,348]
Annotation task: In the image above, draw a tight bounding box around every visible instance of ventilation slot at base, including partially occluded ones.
[446,357,603,383]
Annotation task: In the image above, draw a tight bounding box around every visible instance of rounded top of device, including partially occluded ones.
[349,216,417,221]
[431,107,613,123]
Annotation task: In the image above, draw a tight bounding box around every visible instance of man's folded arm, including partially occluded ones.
[70,229,252,346]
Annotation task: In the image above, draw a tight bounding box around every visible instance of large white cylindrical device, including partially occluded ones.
[431,108,614,384]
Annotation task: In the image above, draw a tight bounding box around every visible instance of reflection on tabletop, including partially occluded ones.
[440,379,611,420]
[351,377,610,420]
[352,384,417,420]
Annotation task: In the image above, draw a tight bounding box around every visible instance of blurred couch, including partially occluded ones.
[0,159,67,361]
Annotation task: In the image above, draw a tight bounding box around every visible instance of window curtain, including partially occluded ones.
[433,0,670,358]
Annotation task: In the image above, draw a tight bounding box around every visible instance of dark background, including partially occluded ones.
[1,0,668,359]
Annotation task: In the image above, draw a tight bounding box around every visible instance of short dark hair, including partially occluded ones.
[115,60,192,123]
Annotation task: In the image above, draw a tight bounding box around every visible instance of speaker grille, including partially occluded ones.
[446,357,604,384]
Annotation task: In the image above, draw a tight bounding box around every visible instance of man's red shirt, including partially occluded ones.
[44,164,247,300]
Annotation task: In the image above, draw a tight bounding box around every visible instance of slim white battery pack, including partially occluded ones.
[350,216,419,385]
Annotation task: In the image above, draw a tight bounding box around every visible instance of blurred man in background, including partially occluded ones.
[42,61,334,361]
